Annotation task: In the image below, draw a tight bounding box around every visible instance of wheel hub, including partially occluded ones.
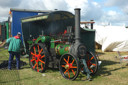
[34,54,41,62]
[65,63,72,69]
[36,57,38,60]
[65,65,69,69]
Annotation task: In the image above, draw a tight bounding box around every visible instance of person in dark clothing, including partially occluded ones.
[6,32,22,70]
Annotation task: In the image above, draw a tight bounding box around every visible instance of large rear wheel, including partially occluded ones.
[59,54,80,80]
[86,52,98,75]
[29,43,48,72]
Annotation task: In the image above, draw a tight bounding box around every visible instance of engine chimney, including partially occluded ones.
[70,8,85,57]
[75,8,81,44]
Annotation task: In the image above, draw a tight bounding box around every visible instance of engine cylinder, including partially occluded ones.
[55,44,71,56]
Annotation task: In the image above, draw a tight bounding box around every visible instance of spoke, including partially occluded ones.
[31,59,35,62]
[92,63,96,66]
[32,55,35,59]
[68,71,70,78]
[31,52,35,56]
[31,56,35,60]
[39,59,45,64]
[90,69,94,73]
[71,69,75,76]
[64,69,68,74]
[33,62,37,69]
[41,63,44,70]
[61,65,65,68]
[68,56,70,63]
[37,63,39,72]
[88,67,94,73]
[90,56,94,61]
[71,59,75,65]
[70,66,77,69]
[64,58,68,64]
[33,47,36,55]
[41,55,45,58]
[39,49,43,55]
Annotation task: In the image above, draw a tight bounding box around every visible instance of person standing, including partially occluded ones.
[6,32,22,70]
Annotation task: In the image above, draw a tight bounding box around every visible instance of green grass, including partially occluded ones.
[0,48,128,85]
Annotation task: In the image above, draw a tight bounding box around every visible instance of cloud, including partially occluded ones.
[43,0,68,10]
[18,0,46,10]
[65,0,88,12]
[102,0,128,25]
[0,0,127,26]
[15,0,102,21]
[105,0,128,7]
[0,17,8,22]
[82,1,103,21]
[0,0,21,8]
[0,7,10,17]
[98,10,128,26]
[0,0,105,25]
[0,0,21,22]
[105,0,128,14]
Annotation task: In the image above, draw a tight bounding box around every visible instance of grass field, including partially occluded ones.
[0,47,128,85]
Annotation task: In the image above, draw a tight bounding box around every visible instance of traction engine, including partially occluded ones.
[22,8,98,80]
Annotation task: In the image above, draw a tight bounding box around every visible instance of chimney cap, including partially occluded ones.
[74,8,81,10]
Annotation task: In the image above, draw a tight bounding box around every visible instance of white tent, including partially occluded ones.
[94,25,128,52]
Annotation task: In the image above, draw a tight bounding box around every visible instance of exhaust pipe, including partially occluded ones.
[75,8,81,44]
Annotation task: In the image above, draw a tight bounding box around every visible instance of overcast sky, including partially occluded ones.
[0,0,128,26]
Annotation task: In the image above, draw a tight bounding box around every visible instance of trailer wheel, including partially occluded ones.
[29,43,48,72]
[59,54,80,80]
[86,51,98,75]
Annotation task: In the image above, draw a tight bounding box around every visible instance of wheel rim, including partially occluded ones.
[86,52,98,74]
[30,44,46,72]
[59,54,79,80]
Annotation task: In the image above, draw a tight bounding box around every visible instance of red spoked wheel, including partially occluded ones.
[29,43,48,72]
[59,54,80,80]
[86,52,98,75]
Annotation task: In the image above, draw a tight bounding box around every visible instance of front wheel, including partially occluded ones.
[59,54,80,80]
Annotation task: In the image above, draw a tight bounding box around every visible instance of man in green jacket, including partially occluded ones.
[6,32,22,70]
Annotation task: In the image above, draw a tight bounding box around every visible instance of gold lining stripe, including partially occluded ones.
[22,15,48,22]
